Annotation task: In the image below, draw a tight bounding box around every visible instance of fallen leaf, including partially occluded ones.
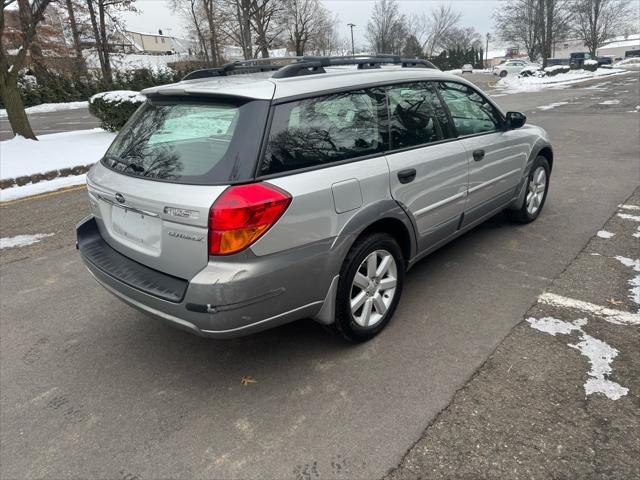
[241,376,256,386]
[607,298,624,306]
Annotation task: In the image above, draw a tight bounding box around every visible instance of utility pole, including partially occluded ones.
[485,33,490,69]
[348,23,356,56]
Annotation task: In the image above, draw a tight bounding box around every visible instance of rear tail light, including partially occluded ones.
[208,183,292,255]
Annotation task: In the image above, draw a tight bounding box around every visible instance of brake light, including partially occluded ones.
[208,183,292,255]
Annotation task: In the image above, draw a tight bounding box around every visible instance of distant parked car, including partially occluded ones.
[493,59,531,77]
[569,52,592,69]
[624,49,640,58]
[614,57,640,70]
[461,64,473,74]
[597,57,613,68]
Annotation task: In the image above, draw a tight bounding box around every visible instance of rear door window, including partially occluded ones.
[436,82,503,136]
[387,82,454,150]
[260,89,387,175]
[102,98,269,185]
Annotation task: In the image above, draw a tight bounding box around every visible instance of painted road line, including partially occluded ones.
[538,292,640,325]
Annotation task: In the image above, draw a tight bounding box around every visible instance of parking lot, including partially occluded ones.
[1,72,639,479]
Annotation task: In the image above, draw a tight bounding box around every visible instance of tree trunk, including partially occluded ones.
[86,0,107,78]
[97,1,113,83]
[0,72,37,140]
[65,0,87,76]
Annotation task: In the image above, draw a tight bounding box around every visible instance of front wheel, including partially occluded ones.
[507,156,550,223]
[330,233,405,342]
[499,70,508,77]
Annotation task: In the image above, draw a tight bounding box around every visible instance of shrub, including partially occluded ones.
[544,65,570,76]
[519,66,544,78]
[89,90,146,131]
[583,59,598,72]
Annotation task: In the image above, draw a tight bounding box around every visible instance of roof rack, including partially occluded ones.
[182,55,437,81]
[182,58,299,81]
[272,55,437,78]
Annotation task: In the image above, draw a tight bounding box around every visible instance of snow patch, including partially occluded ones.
[538,101,569,111]
[538,292,640,325]
[614,256,640,309]
[618,204,640,211]
[596,230,615,239]
[633,228,640,239]
[0,175,86,202]
[495,68,628,93]
[0,233,54,249]
[617,213,640,222]
[599,99,620,105]
[0,101,88,118]
[526,316,628,400]
[0,129,115,180]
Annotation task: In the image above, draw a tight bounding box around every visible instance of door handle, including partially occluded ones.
[473,149,485,162]
[397,168,417,184]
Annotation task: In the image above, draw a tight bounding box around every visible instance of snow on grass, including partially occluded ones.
[619,204,640,211]
[0,233,54,249]
[0,174,86,202]
[90,90,146,104]
[527,316,628,400]
[614,256,640,309]
[537,101,569,111]
[495,68,628,93]
[0,101,88,118]
[0,129,115,180]
[596,230,615,239]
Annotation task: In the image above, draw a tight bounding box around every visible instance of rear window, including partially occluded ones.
[102,98,269,185]
[260,89,387,175]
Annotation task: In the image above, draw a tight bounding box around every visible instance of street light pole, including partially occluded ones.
[347,23,356,56]
[485,33,490,69]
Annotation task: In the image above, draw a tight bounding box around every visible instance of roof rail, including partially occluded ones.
[183,55,438,81]
[272,55,437,79]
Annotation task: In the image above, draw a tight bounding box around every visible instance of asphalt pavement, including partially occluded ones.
[387,190,640,480]
[0,107,98,141]
[0,72,639,479]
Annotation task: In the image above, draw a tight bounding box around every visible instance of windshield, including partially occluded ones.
[102,97,269,185]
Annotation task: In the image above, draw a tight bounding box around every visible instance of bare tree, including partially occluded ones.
[494,0,571,66]
[284,0,326,56]
[366,0,408,55]
[440,26,482,52]
[423,5,461,57]
[64,0,88,76]
[0,0,53,139]
[494,0,542,61]
[572,0,633,56]
[86,0,136,84]
[249,0,285,58]
[537,0,572,67]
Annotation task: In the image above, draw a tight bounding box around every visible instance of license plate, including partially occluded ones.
[111,206,161,253]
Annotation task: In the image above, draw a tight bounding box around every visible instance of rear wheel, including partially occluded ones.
[507,156,550,224]
[330,233,405,342]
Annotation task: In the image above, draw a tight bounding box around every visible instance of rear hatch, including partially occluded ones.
[87,95,271,280]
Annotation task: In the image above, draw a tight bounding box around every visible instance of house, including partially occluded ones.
[552,33,640,59]
[116,30,194,55]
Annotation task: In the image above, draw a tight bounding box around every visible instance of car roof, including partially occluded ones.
[141,67,466,102]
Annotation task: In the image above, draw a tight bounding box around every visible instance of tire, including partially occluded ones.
[507,156,550,224]
[499,70,508,77]
[330,232,405,343]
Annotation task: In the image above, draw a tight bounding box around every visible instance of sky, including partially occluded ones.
[122,0,503,48]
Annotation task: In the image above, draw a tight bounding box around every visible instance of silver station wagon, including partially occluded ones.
[77,55,553,342]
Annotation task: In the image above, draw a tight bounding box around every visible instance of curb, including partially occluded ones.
[0,164,94,190]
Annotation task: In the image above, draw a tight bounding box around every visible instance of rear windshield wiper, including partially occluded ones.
[103,154,145,173]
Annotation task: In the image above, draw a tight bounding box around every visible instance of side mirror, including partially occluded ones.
[506,111,526,130]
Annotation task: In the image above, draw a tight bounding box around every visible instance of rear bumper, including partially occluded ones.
[76,216,336,338]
